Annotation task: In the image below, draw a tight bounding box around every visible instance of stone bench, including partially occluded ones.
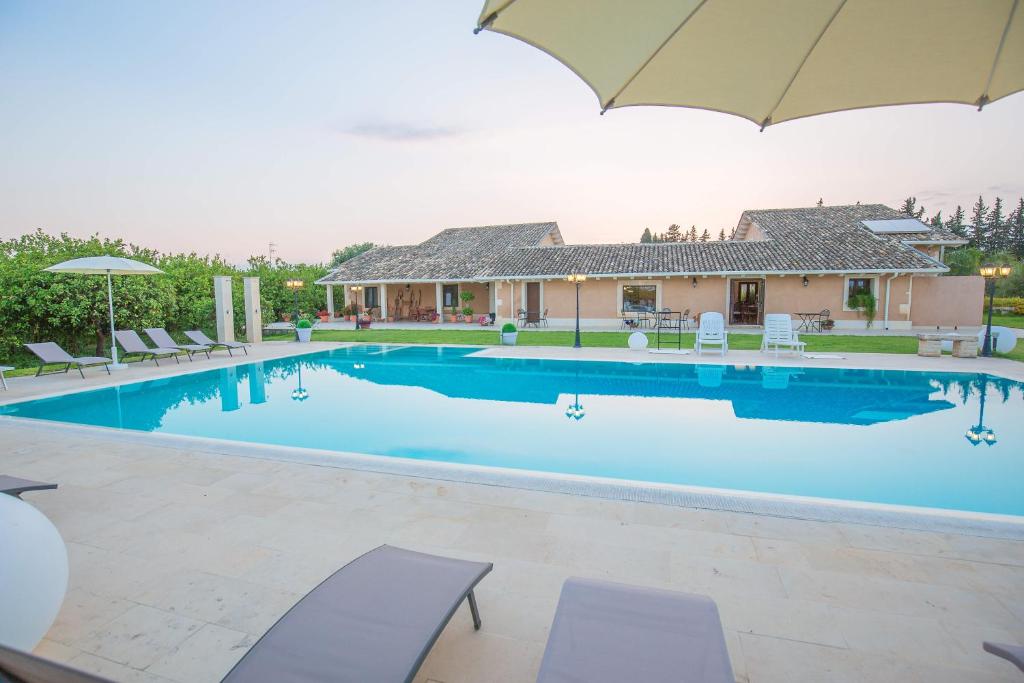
[917,334,978,358]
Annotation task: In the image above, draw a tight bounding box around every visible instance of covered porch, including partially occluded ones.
[323,281,499,324]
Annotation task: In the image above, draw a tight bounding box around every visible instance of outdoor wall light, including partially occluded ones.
[691,277,698,288]
[802,276,809,287]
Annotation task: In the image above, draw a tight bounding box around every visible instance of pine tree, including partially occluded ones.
[928,210,943,228]
[664,224,682,243]
[969,196,988,249]
[640,228,653,243]
[687,225,698,242]
[717,229,726,241]
[898,197,925,219]
[987,197,1006,252]
[946,205,966,238]
[699,229,710,242]
[1010,198,1024,259]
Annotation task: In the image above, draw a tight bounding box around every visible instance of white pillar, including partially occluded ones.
[489,281,498,321]
[243,277,262,344]
[343,285,350,311]
[435,282,443,323]
[213,276,235,343]
[326,284,335,319]
[380,284,389,321]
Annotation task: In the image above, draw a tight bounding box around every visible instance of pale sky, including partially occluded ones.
[2,1,1023,264]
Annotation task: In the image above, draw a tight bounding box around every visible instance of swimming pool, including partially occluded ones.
[3,345,1021,516]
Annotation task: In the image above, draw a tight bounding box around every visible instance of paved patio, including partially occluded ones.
[2,342,1023,682]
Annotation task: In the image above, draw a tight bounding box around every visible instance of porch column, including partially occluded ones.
[435,282,443,323]
[380,284,388,320]
[325,284,335,319]
[489,281,498,321]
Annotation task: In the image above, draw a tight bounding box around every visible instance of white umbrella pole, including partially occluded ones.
[106,271,122,367]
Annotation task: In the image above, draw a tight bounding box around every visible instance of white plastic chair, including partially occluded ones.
[695,312,728,356]
[761,314,806,356]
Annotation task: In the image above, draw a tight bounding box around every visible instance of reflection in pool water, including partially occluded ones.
[3,345,1021,516]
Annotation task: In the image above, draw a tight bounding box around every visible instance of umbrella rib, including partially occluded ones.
[978,0,1019,109]
[761,0,849,130]
[600,0,711,113]
[475,0,521,33]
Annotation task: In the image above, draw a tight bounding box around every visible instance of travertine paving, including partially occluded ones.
[2,342,1022,682]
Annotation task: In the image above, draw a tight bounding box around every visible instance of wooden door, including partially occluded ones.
[732,280,761,325]
[526,282,540,322]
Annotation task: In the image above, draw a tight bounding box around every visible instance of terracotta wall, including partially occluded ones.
[663,277,728,316]
[910,275,984,327]
[763,276,863,321]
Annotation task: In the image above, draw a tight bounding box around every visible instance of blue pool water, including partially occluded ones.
[2,345,1022,516]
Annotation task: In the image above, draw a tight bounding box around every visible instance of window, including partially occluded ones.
[846,277,875,308]
[363,286,379,309]
[442,284,459,308]
[622,285,656,312]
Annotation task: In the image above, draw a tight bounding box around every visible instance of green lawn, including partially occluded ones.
[311,328,920,354]
[987,314,1024,362]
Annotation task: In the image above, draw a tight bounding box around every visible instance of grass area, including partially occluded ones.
[991,313,1024,329]
[311,328,920,354]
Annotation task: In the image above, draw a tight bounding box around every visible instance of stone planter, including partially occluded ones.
[501,332,518,346]
[296,327,313,343]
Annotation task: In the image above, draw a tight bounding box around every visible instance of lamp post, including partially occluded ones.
[566,272,586,348]
[979,264,1012,356]
[285,279,304,340]
[351,285,363,330]
[565,363,585,421]
[290,364,309,402]
[964,375,996,446]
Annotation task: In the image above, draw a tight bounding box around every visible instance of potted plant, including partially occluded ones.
[848,293,877,328]
[295,317,313,343]
[500,322,518,345]
[281,312,292,323]
[822,318,835,331]
[448,305,459,323]
[317,309,329,323]
[460,291,475,323]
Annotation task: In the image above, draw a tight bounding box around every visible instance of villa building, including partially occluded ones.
[317,204,983,329]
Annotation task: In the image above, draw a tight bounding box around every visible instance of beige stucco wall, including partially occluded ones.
[663,277,728,316]
[910,275,984,327]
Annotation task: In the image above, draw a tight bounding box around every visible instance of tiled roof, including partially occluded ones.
[318,206,954,283]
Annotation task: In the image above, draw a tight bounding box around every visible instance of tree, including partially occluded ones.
[928,210,943,228]
[699,229,710,242]
[717,229,727,241]
[943,247,983,275]
[898,196,925,219]
[687,225,698,242]
[969,196,989,248]
[328,242,375,268]
[664,224,682,243]
[640,228,653,243]
[946,205,967,238]
[1009,198,1024,258]
[987,197,1007,253]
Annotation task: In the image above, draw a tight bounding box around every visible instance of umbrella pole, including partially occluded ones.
[107,271,123,368]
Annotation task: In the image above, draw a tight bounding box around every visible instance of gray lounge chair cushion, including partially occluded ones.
[185,330,246,349]
[222,544,492,683]
[0,475,57,497]
[537,578,734,683]
[144,328,209,353]
[24,342,110,366]
[0,643,113,683]
[113,330,178,356]
[984,641,1024,673]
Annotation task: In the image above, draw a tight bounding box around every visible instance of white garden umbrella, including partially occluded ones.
[474,0,1023,128]
[44,256,164,368]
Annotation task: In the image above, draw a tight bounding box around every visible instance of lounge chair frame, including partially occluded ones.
[24,342,112,379]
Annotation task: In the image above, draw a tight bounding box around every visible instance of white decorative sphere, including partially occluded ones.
[977,326,1018,354]
[628,331,649,350]
[0,494,68,650]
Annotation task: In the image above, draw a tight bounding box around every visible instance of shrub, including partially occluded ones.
[985,297,1024,315]
[295,318,313,329]
[501,323,517,333]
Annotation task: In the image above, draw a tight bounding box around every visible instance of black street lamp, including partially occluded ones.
[566,272,587,348]
[285,279,304,340]
[979,264,1012,356]
[351,285,363,331]
[964,375,996,446]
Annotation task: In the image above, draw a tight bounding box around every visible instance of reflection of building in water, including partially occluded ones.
[249,361,267,405]
[220,367,239,412]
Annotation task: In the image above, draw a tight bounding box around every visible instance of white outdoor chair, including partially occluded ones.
[695,312,728,356]
[761,314,806,356]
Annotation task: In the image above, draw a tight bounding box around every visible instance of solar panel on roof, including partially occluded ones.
[861,219,931,234]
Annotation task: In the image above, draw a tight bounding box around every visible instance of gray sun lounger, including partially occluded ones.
[185,329,248,355]
[536,578,734,683]
[0,545,492,683]
[985,641,1024,674]
[24,342,111,378]
[144,328,211,361]
[0,475,57,498]
[113,330,180,366]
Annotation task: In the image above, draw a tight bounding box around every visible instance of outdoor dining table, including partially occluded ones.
[794,312,821,332]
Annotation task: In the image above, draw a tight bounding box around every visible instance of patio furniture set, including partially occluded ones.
[4,477,1023,681]
[14,330,247,381]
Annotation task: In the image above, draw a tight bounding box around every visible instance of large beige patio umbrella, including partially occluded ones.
[474,0,1023,128]
[45,256,164,368]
